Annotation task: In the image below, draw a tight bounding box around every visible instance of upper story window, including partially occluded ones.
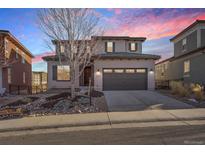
[4,39,8,51]
[22,52,26,64]
[182,38,187,52]
[106,42,114,53]
[129,42,138,51]
[60,44,65,53]
[4,39,9,59]
[16,47,19,59]
[184,60,190,74]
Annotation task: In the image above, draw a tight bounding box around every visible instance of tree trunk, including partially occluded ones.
[71,82,75,101]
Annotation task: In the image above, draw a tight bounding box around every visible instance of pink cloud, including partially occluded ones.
[106,8,122,15]
[32,51,55,64]
[104,9,205,40]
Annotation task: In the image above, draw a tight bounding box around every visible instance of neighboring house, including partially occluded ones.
[155,20,205,86]
[0,30,34,94]
[32,71,47,93]
[43,36,160,91]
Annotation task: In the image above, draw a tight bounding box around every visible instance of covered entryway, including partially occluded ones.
[103,68,147,91]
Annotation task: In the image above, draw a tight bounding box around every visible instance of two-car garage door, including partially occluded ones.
[103,68,147,91]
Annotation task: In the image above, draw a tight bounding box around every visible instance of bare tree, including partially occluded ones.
[37,8,103,99]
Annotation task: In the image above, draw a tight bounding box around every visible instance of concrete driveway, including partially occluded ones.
[104,91,194,111]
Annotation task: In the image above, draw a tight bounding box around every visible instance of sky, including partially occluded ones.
[0,8,205,72]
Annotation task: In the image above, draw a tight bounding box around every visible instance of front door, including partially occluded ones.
[84,67,91,86]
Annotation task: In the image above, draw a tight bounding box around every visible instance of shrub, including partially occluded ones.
[190,84,204,101]
[170,81,179,94]
[170,81,189,97]
[194,90,204,102]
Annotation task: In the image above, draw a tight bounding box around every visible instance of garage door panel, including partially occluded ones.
[103,69,147,90]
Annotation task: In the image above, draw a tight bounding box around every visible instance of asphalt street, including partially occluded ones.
[1,125,205,144]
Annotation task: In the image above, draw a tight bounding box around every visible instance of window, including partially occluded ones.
[125,69,135,73]
[182,38,187,52]
[106,42,114,52]
[114,69,124,73]
[136,69,146,73]
[8,68,11,84]
[103,69,113,73]
[5,39,8,51]
[184,60,190,73]
[22,52,25,64]
[130,43,137,51]
[60,45,65,53]
[5,50,9,59]
[57,65,70,80]
[16,48,19,59]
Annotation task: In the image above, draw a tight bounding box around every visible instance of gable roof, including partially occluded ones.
[0,30,34,58]
[92,36,146,41]
[170,20,205,42]
[93,52,160,60]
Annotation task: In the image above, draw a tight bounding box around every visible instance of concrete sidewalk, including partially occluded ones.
[1,109,205,132]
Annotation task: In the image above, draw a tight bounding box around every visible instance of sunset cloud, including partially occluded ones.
[104,8,205,40]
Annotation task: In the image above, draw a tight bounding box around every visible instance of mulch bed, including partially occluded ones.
[0,97,39,108]
[0,90,107,120]
[46,92,70,101]
[85,90,104,97]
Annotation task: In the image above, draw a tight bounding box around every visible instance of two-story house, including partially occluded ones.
[43,36,160,91]
[0,30,34,94]
[155,20,205,86]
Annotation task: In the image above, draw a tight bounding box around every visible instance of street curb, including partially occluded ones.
[1,117,205,133]
[0,121,110,133]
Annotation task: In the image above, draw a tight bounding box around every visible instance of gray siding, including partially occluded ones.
[188,53,205,85]
[187,31,197,52]
[174,40,183,57]
[168,59,184,81]
[95,39,142,54]
[174,31,197,57]
[168,52,205,85]
[201,29,205,47]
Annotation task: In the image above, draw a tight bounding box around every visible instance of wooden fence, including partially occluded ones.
[32,84,47,94]
[9,84,31,95]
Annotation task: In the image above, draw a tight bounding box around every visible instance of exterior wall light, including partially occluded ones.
[149,68,154,74]
[96,69,101,75]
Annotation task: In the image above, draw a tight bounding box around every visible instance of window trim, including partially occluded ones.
[4,39,8,51]
[184,60,190,74]
[16,47,19,59]
[8,68,11,84]
[125,69,135,73]
[106,41,114,53]
[22,52,26,64]
[114,69,124,73]
[57,65,71,81]
[103,69,113,73]
[136,68,146,73]
[129,42,138,52]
